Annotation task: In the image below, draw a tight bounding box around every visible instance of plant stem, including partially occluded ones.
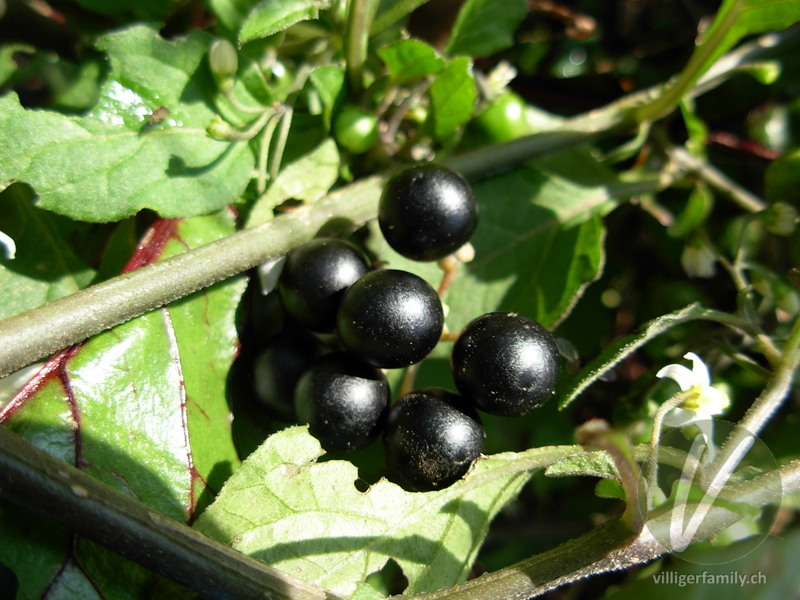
[0,175,384,379]
[635,5,741,123]
[224,108,276,141]
[344,0,379,95]
[0,426,343,600]
[575,420,643,532]
[400,458,800,600]
[708,315,800,480]
[256,112,281,195]
[224,88,268,115]
[702,228,783,368]
[666,145,767,213]
[269,107,294,181]
[644,391,695,509]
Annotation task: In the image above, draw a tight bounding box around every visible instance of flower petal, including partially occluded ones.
[663,407,695,427]
[656,363,695,391]
[685,352,710,387]
[697,386,730,415]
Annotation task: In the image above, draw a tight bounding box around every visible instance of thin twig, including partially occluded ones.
[666,145,767,213]
[710,315,800,479]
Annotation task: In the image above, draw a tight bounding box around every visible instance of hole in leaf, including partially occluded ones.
[364,558,408,596]
[354,478,370,493]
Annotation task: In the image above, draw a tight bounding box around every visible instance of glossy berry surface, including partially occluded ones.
[378,164,478,261]
[383,387,484,491]
[295,353,389,453]
[336,269,444,368]
[252,331,327,422]
[451,312,560,416]
[278,238,369,332]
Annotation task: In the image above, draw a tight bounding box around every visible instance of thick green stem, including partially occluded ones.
[344,0,379,95]
[0,176,383,378]
[0,426,343,600]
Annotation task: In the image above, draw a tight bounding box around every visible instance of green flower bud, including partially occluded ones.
[209,39,238,91]
[206,116,237,140]
[763,202,798,236]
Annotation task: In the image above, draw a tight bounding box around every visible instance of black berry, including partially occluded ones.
[252,331,327,422]
[383,388,484,491]
[295,353,389,453]
[278,238,370,332]
[451,312,560,416]
[249,289,286,344]
[379,164,478,261]
[336,269,444,368]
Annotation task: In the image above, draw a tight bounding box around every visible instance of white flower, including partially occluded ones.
[656,352,730,427]
[681,244,716,278]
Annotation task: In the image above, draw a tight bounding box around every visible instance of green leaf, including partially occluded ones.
[669,182,714,238]
[0,184,95,320]
[559,304,714,409]
[196,427,581,596]
[309,65,347,126]
[239,0,333,45]
[348,582,387,600]
[0,212,245,598]
[372,0,429,33]
[209,0,261,36]
[0,43,34,87]
[428,56,477,141]
[0,25,254,222]
[765,147,800,204]
[638,0,800,121]
[690,0,800,82]
[377,39,445,84]
[678,97,709,156]
[595,479,626,500]
[545,450,620,481]
[246,137,341,226]
[444,0,527,58]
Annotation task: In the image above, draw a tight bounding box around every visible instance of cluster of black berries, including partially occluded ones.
[248,165,560,492]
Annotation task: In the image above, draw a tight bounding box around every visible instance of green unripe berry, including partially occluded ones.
[334,106,378,154]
